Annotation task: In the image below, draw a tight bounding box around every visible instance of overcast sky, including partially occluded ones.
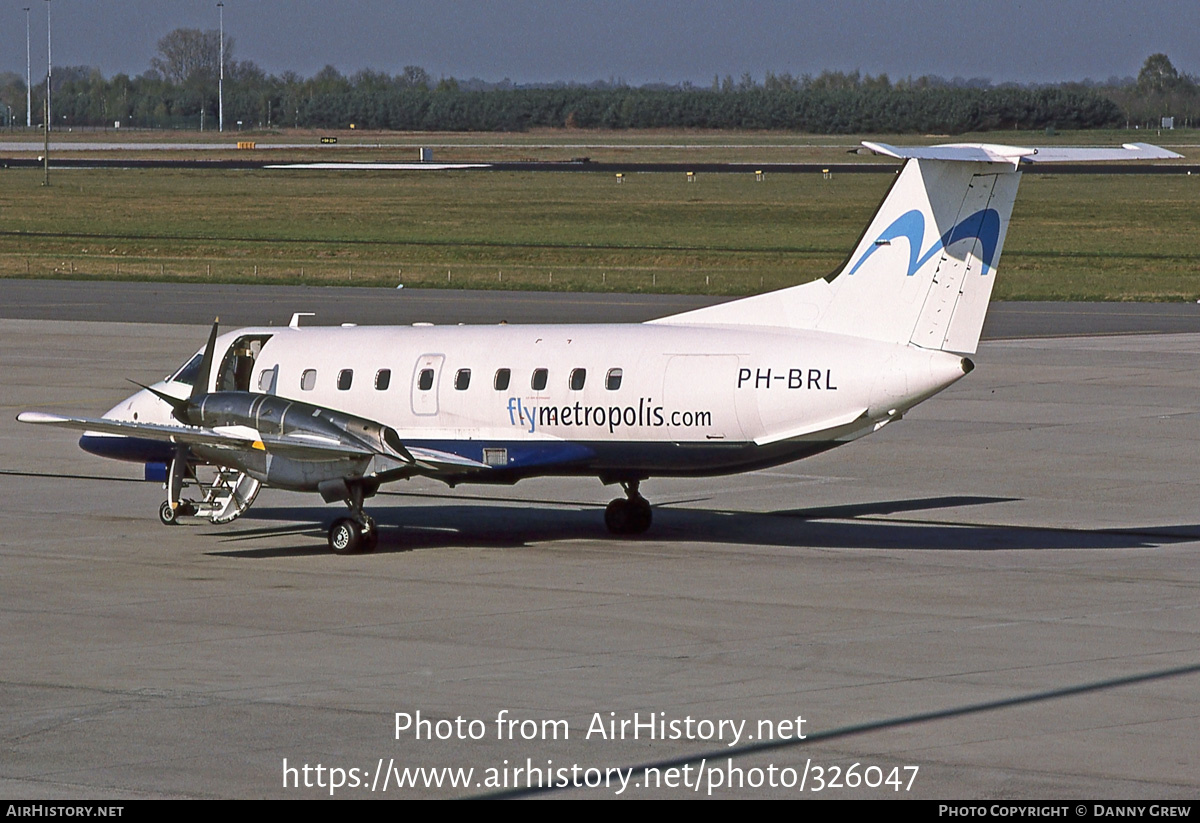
[2,1,1197,86]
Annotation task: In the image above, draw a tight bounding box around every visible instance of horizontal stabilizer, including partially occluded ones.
[864,141,1182,166]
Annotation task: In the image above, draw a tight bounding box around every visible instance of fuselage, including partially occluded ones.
[88,321,972,486]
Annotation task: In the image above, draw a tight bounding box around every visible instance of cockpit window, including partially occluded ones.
[170,352,204,386]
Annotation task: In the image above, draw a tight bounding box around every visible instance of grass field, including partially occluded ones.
[2,132,1198,300]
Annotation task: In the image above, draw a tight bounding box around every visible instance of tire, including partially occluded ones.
[605,497,652,536]
[628,498,653,534]
[329,518,363,555]
[159,500,179,526]
[604,499,631,534]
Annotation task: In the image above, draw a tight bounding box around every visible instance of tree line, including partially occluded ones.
[0,29,1193,133]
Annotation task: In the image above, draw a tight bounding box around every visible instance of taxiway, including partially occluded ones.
[1,284,1198,798]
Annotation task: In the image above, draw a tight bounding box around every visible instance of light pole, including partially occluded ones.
[218,2,224,133]
[44,0,51,133]
[24,8,31,128]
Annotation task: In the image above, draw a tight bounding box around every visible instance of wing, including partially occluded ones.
[16,411,488,476]
[17,411,369,460]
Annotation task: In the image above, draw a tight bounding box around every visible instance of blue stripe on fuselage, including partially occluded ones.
[77,434,838,481]
[407,438,834,479]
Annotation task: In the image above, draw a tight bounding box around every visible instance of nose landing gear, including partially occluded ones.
[604,480,653,535]
[158,499,196,525]
[158,463,261,526]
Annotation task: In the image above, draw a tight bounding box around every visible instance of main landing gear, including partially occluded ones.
[328,515,378,555]
[605,480,652,535]
[321,478,380,555]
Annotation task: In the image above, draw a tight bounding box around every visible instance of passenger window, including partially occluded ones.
[418,369,435,391]
[531,368,548,391]
[337,369,353,390]
[257,370,273,392]
[494,368,511,390]
[301,369,317,391]
[455,369,471,390]
[606,368,623,390]
[375,369,391,390]
[570,368,586,390]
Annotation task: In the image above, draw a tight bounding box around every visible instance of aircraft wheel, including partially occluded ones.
[605,497,653,536]
[605,499,633,534]
[159,500,179,526]
[329,518,364,555]
[628,498,653,534]
[363,526,379,553]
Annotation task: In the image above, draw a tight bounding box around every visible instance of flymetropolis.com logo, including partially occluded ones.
[506,396,712,434]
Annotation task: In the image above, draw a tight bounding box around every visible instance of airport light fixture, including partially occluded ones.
[218,2,224,133]
[24,8,31,128]
[44,0,50,133]
[22,7,31,128]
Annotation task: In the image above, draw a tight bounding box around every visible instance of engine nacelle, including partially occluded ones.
[186,392,410,491]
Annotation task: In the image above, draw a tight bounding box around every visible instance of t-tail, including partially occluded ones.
[652,141,1181,355]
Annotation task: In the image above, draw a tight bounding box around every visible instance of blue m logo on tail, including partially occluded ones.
[847,208,1002,277]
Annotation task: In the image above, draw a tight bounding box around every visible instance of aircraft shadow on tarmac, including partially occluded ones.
[203,494,1200,558]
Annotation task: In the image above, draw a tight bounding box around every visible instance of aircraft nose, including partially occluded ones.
[101,384,185,425]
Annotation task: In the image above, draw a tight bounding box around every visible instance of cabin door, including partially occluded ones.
[411,354,445,416]
[662,355,752,441]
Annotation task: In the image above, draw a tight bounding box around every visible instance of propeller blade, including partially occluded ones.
[127,379,191,425]
[190,318,221,407]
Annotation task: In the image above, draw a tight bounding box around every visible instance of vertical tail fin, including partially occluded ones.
[816,157,1019,354]
[650,142,1180,353]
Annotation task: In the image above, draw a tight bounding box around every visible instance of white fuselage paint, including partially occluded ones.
[114,321,970,480]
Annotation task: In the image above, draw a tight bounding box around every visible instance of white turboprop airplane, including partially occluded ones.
[19,141,1180,553]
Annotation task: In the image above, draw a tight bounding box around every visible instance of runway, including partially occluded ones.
[3,153,1198,175]
[2,283,1199,798]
